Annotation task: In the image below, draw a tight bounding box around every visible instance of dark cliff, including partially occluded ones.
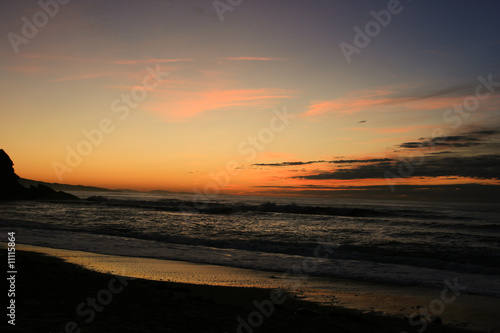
[0,149,79,201]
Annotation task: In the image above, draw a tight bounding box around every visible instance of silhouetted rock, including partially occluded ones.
[0,149,79,201]
[0,149,27,200]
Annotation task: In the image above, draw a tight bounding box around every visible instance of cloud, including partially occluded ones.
[254,161,325,167]
[399,141,479,149]
[304,89,393,117]
[294,129,500,180]
[145,88,295,120]
[253,158,393,167]
[296,155,500,180]
[428,151,453,155]
[398,129,500,149]
[303,85,470,117]
[329,158,393,164]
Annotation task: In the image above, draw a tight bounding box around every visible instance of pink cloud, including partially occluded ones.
[303,88,477,117]
[304,90,394,117]
[145,88,295,121]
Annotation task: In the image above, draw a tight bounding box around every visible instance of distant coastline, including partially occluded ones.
[18,178,500,204]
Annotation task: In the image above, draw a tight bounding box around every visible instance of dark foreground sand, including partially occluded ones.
[3,246,493,333]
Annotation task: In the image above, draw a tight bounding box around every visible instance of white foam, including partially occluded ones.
[2,227,499,298]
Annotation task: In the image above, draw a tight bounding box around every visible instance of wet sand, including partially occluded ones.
[8,243,500,332]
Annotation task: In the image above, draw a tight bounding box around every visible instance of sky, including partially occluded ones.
[1,0,500,201]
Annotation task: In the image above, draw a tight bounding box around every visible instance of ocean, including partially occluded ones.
[1,191,499,297]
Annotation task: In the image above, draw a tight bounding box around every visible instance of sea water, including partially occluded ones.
[1,191,499,297]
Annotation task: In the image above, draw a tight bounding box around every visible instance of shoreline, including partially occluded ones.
[5,243,500,332]
[2,227,498,297]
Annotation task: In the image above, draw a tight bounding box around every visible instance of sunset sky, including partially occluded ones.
[1,0,499,200]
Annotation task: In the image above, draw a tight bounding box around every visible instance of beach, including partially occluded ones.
[3,243,499,332]
[1,194,500,332]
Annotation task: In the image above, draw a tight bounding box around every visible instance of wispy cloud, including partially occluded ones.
[253,158,393,167]
[398,129,500,149]
[303,85,471,117]
[145,88,295,121]
[304,89,394,117]
[254,160,325,167]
